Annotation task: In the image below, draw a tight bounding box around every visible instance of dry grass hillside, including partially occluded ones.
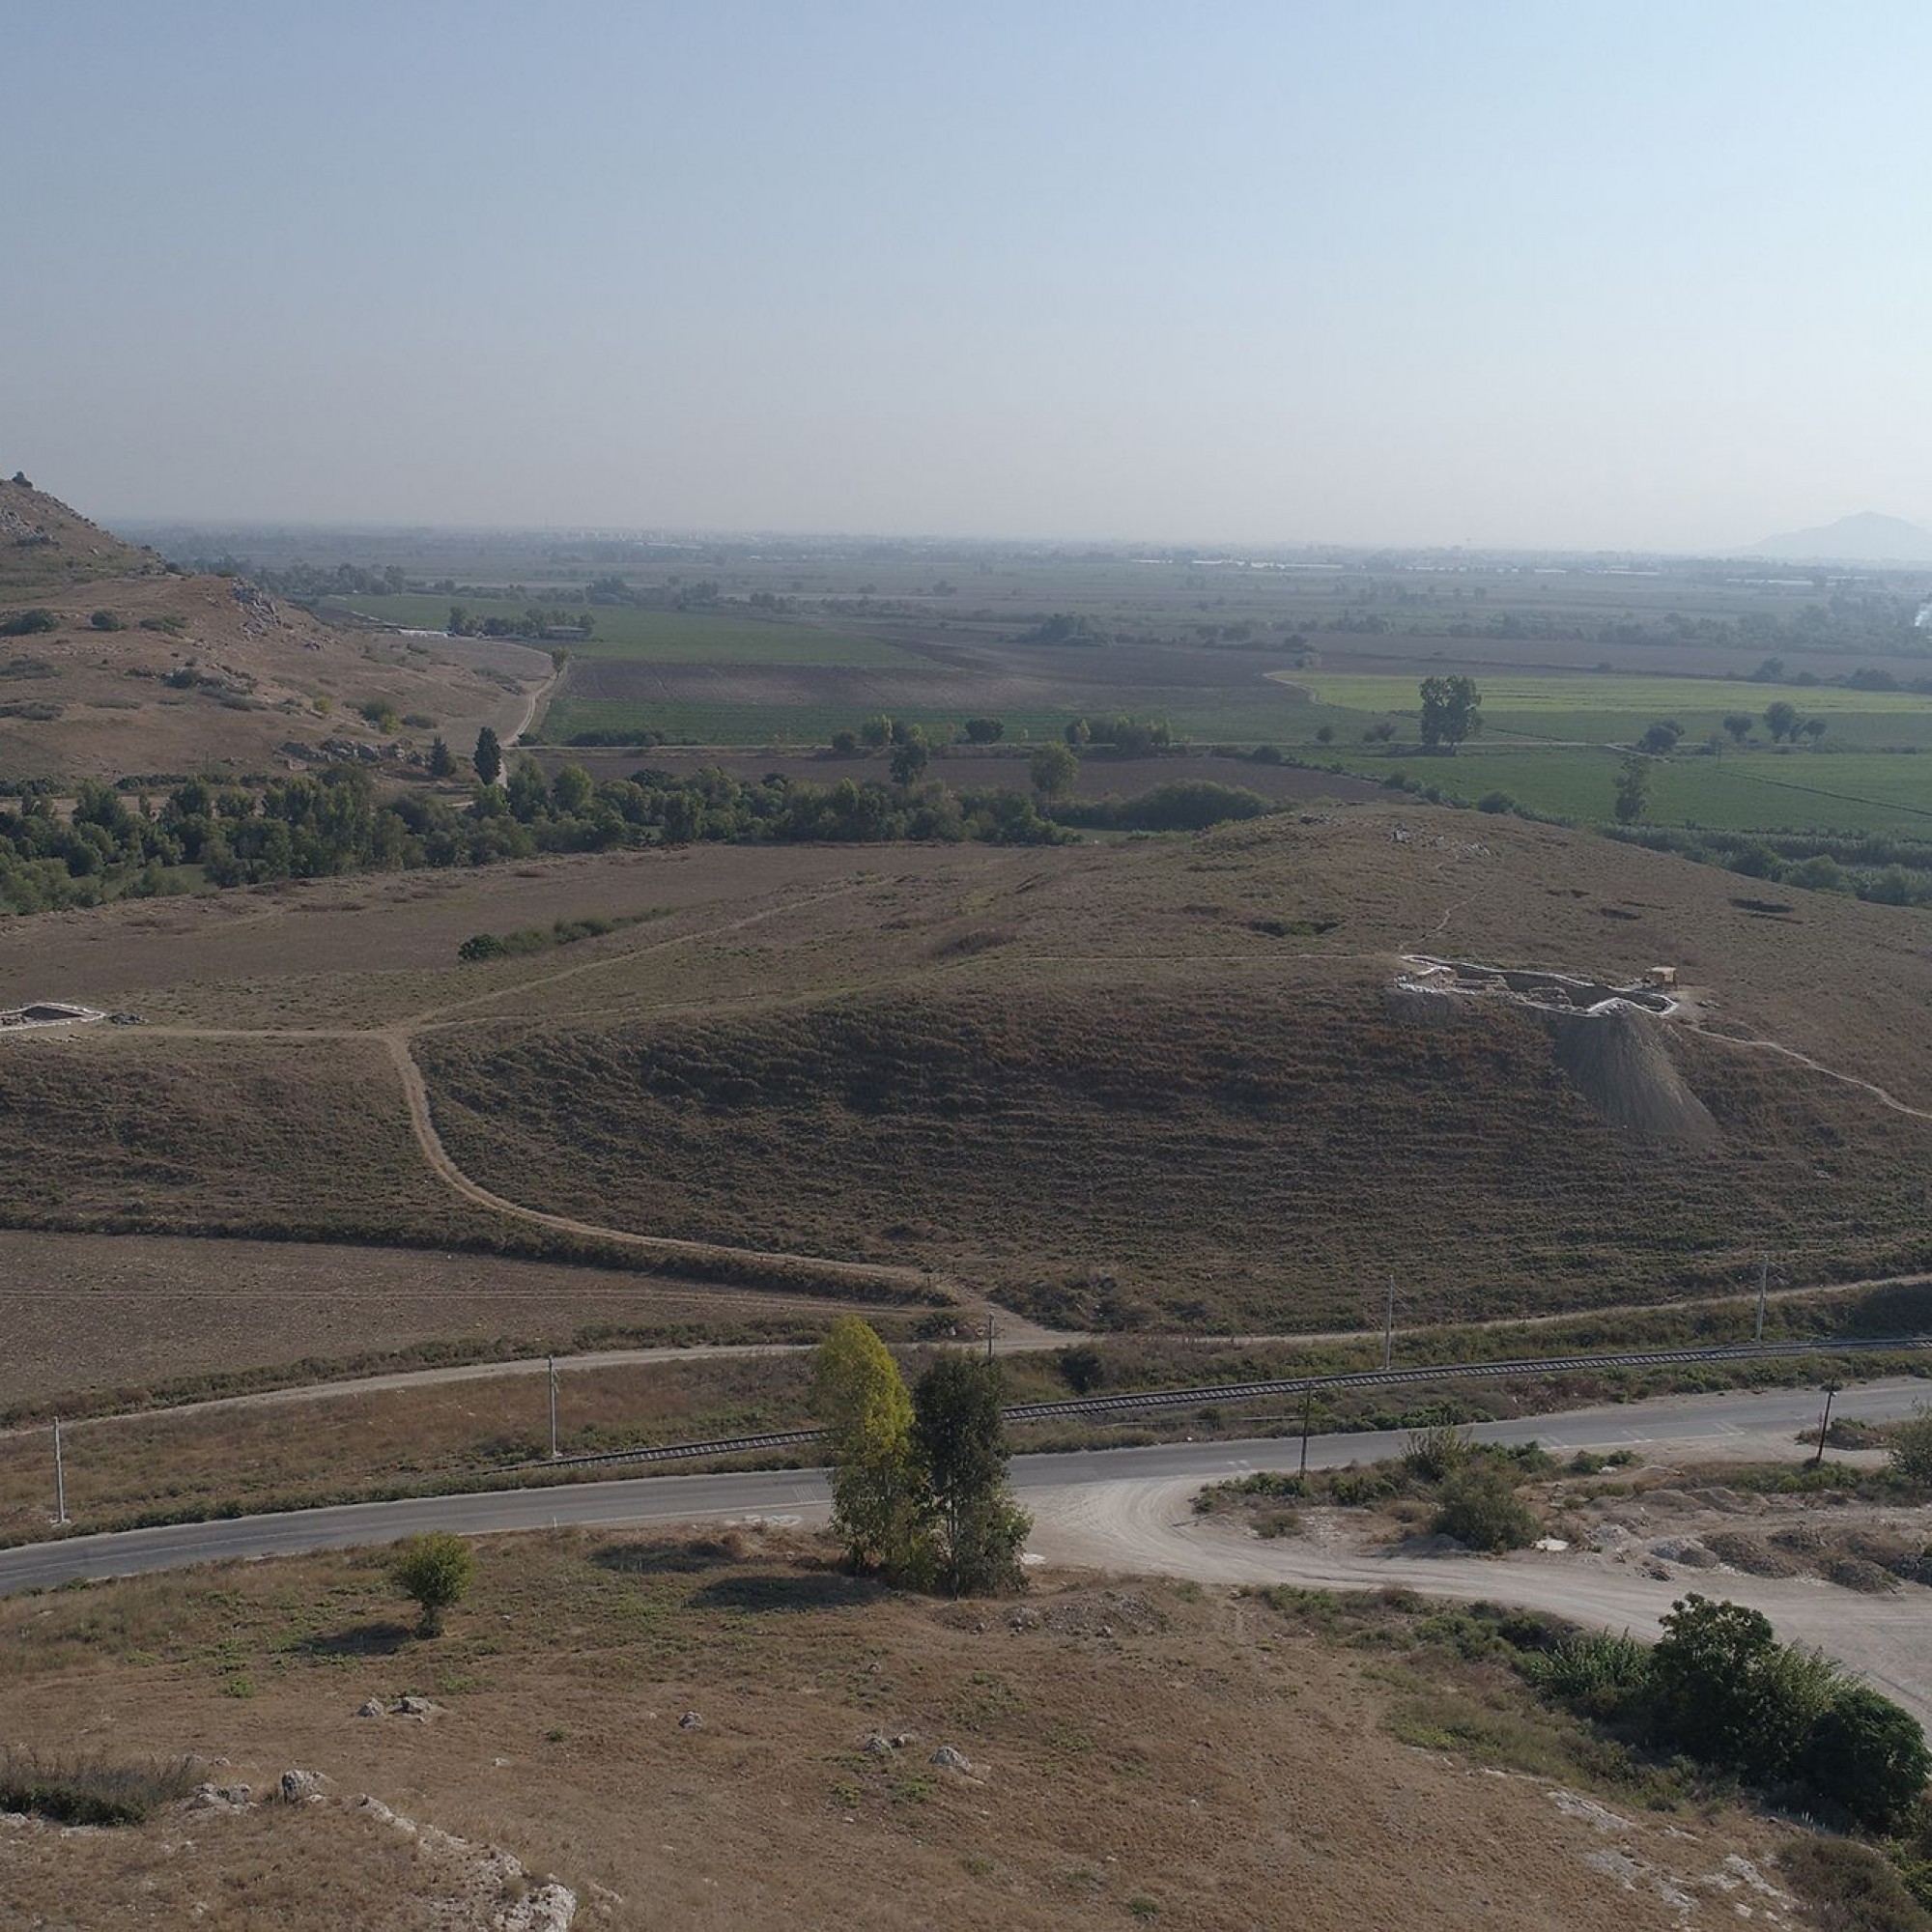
[412,810,1932,1328]
[1,810,1928,1348]
[0,473,156,587]
[0,1530,1838,1932]
[0,477,544,781]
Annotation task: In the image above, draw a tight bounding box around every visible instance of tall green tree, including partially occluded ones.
[1613,753,1653,823]
[1031,742,1078,799]
[1417,675,1482,752]
[889,729,930,786]
[427,735,456,779]
[1763,700,1800,743]
[473,725,503,787]
[550,762,594,815]
[811,1318,929,1579]
[912,1356,1031,1597]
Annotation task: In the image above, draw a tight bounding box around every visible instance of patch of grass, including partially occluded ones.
[0,1747,198,1826]
[1780,1834,1932,1932]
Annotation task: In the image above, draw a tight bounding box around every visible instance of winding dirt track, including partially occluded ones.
[1682,1022,1932,1123]
[137,879,953,1300]
[45,867,1932,1371]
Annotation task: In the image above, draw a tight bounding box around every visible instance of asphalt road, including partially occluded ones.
[2,1378,1918,1599]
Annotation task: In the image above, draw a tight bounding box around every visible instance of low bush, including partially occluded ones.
[1779,1834,1930,1932]
[1433,1462,1541,1551]
[0,1747,198,1826]
[1404,1420,1471,1482]
[1526,1632,1650,1720]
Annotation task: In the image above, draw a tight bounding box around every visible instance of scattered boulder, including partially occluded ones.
[357,1698,387,1719]
[677,1712,703,1731]
[929,1745,973,1774]
[1649,1538,1719,1570]
[396,1695,442,1719]
[191,1782,251,1811]
[279,1769,326,1804]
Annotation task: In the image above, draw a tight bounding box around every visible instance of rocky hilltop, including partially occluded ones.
[0,473,544,781]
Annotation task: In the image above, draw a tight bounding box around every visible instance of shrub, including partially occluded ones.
[1801,1685,1932,1833]
[1432,1463,1539,1551]
[1779,1834,1930,1932]
[1404,1420,1471,1482]
[1648,1595,1837,1781]
[89,609,124,631]
[0,608,58,637]
[388,1530,475,1635]
[1889,1408,1932,1491]
[0,1747,198,1826]
[1528,1633,1651,1720]
[1058,1343,1107,1393]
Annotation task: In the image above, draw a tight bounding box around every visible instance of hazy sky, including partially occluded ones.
[10,2,1930,549]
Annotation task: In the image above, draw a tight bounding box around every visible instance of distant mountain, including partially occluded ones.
[1747,511,1932,564]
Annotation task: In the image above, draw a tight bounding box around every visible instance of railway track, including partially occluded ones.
[529,1332,1930,1471]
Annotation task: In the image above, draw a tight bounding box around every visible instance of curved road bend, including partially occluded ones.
[2,1378,1919,1599]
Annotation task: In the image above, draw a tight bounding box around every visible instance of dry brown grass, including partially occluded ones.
[3,805,1931,1371]
[0,1229,866,1420]
[0,481,541,781]
[0,1531,1806,1931]
[0,1355,821,1540]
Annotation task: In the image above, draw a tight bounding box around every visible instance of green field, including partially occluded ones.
[1292,669,1932,749]
[335,592,914,667]
[1329,745,1932,836]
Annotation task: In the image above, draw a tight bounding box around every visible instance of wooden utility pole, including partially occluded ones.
[52,1417,68,1525]
[1754,1255,1769,1344]
[1812,1380,1841,1467]
[548,1354,559,1461]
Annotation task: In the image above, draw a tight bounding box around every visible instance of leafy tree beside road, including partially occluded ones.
[811,1321,1031,1597]
[914,1355,1032,1597]
[473,725,503,787]
[810,1317,926,1579]
[388,1530,474,1637]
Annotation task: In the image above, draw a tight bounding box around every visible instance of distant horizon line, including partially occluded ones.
[90,511,1932,567]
